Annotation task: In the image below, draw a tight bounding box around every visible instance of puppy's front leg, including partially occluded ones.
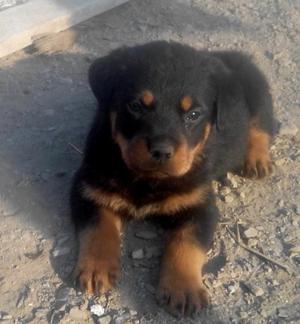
[157,204,218,317]
[74,206,122,295]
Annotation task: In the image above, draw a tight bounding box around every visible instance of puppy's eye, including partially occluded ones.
[184,109,203,123]
[128,101,142,114]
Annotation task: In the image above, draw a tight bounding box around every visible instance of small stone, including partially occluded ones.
[0,312,12,320]
[227,173,239,188]
[252,286,264,297]
[55,286,70,302]
[239,311,248,319]
[135,230,157,240]
[16,285,30,308]
[243,227,258,238]
[264,50,274,60]
[221,187,231,195]
[145,246,161,258]
[226,283,237,295]
[240,192,246,199]
[279,120,299,137]
[277,308,289,318]
[114,314,130,324]
[100,314,112,324]
[52,246,71,257]
[244,283,264,297]
[129,310,138,316]
[90,304,105,317]
[224,195,235,203]
[275,158,286,166]
[69,307,88,321]
[34,307,49,318]
[132,249,144,259]
[24,246,43,260]
[248,238,258,247]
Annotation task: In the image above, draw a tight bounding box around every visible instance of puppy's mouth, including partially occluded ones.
[127,164,173,179]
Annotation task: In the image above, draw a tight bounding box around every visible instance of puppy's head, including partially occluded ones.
[89,42,236,178]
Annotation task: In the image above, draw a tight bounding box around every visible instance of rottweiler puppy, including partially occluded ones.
[70,41,274,317]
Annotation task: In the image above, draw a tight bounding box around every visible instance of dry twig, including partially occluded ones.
[226,226,291,274]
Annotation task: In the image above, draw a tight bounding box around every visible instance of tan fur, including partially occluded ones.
[158,223,209,314]
[181,95,193,111]
[245,120,272,177]
[141,90,154,106]
[74,207,122,295]
[82,183,210,219]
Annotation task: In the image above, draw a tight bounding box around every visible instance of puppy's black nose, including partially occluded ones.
[150,143,174,163]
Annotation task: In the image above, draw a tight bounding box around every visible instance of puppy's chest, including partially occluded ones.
[83,179,209,219]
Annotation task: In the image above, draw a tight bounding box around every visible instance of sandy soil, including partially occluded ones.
[0,0,299,323]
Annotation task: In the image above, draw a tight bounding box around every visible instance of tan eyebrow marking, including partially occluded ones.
[141,90,154,106]
[181,95,193,111]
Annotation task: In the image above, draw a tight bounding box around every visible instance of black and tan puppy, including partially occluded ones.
[70,41,274,316]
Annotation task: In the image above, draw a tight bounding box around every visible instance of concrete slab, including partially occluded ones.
[0,0,128,58]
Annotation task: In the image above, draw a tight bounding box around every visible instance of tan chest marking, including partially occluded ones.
[82,184,209,219]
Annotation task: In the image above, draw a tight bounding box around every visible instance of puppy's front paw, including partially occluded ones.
[244,155,273,178]
[157,274,209,317]
[74,256,120,296]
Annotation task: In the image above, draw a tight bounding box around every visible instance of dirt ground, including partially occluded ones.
[0,0,299,323]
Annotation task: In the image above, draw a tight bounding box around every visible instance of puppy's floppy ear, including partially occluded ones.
[213,66,246,132]
[88,55,123,109]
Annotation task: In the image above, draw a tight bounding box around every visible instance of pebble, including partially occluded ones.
[221,187,231,195]
[100,314,112,324]
[245,283,264,297]
[114,314,130,324]
[34,307,49,318]
[0,312,12,320]
[145,246,161,258]
[227,173,239,188]
[277,308,289,318]
[55,286,70,302]
[227,284,237,295]
[52,246,71,257]
[238,311,248,319]
[135,230,157,240]
[240,192,246,199]
[248,238,258,247]
[279,120,299,137]
[252,286,264,297]
[275,158,286,166]
[90,304,105,317]
[225,194,235,203]
[128,310,137,317]
[69,307,89,321]
[243,227,258,238]
[131,249,144,259]
[16,285,30,308]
